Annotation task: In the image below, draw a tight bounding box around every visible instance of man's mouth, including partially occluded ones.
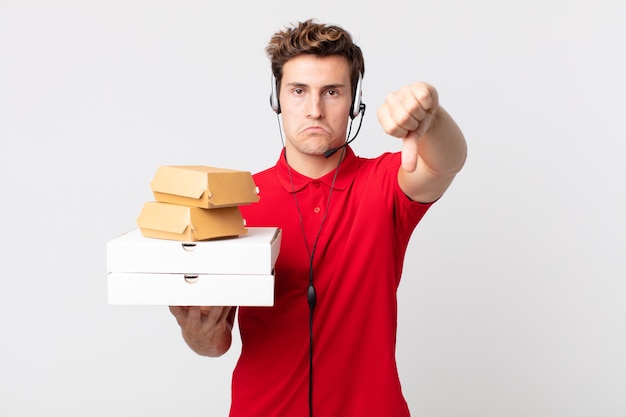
[302,125,329,134]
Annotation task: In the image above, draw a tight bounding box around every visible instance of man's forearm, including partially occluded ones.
[417,106,467,176]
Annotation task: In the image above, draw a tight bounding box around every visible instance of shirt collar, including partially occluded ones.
[275,146,359,192]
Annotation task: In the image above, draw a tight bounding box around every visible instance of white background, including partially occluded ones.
[1,1,625,416]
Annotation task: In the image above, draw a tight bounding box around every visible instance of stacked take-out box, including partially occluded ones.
[106,166,281,307]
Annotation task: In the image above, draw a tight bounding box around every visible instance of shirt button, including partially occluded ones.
[313,207,321,214]
[312,181,320,188]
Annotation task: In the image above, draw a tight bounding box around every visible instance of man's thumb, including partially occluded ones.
[401,133,419,173]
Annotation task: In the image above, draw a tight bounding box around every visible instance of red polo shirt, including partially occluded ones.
[235,147,432,417]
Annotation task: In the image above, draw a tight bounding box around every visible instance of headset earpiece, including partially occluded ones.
[350,73,364,119]
[270,74,281,114]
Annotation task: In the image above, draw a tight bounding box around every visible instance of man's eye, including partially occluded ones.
[327,90,338,96]
[294,89,304,95]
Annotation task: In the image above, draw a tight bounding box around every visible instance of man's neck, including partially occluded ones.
[284,147,345,179]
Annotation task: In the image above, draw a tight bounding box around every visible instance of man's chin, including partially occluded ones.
[295,139,335,156]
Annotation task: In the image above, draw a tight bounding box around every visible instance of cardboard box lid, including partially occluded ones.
[150,165,260,208]
[108,272,275,306]
[107,227,281,275]
[136,201,246,241]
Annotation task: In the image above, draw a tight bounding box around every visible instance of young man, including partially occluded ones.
[170,19,467,417]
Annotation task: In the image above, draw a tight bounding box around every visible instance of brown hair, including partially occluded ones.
[266,19,365,99]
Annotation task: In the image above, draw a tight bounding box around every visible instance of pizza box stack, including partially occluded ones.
[106,166,281,307]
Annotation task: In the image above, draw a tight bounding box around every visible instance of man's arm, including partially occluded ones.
[169,306,235,357]
[377,82,467,203]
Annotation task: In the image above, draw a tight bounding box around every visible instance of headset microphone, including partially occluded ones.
[323,102,366,158]
[323,139,351,159]
[323,146,345,159]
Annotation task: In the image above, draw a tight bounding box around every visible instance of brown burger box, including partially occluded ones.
[150,165,260,208]
[136,201,247,242]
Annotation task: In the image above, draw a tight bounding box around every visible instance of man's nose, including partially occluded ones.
[306,95,324,119]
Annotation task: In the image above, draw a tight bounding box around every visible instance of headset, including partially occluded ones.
[270,72,364,119]
[271,67,365,417]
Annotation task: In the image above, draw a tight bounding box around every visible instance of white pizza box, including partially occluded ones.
[108,272,274,306]
[107,227,281,275]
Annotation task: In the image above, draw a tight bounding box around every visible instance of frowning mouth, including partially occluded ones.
[301,125,330,135]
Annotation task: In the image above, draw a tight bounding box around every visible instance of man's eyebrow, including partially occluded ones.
[284,82,308,88]
[284,82,348,89]
[324,83,347,90]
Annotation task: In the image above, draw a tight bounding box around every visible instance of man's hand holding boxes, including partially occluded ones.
[106,166,281,307]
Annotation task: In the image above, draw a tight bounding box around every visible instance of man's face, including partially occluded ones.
[279,54,353,158]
